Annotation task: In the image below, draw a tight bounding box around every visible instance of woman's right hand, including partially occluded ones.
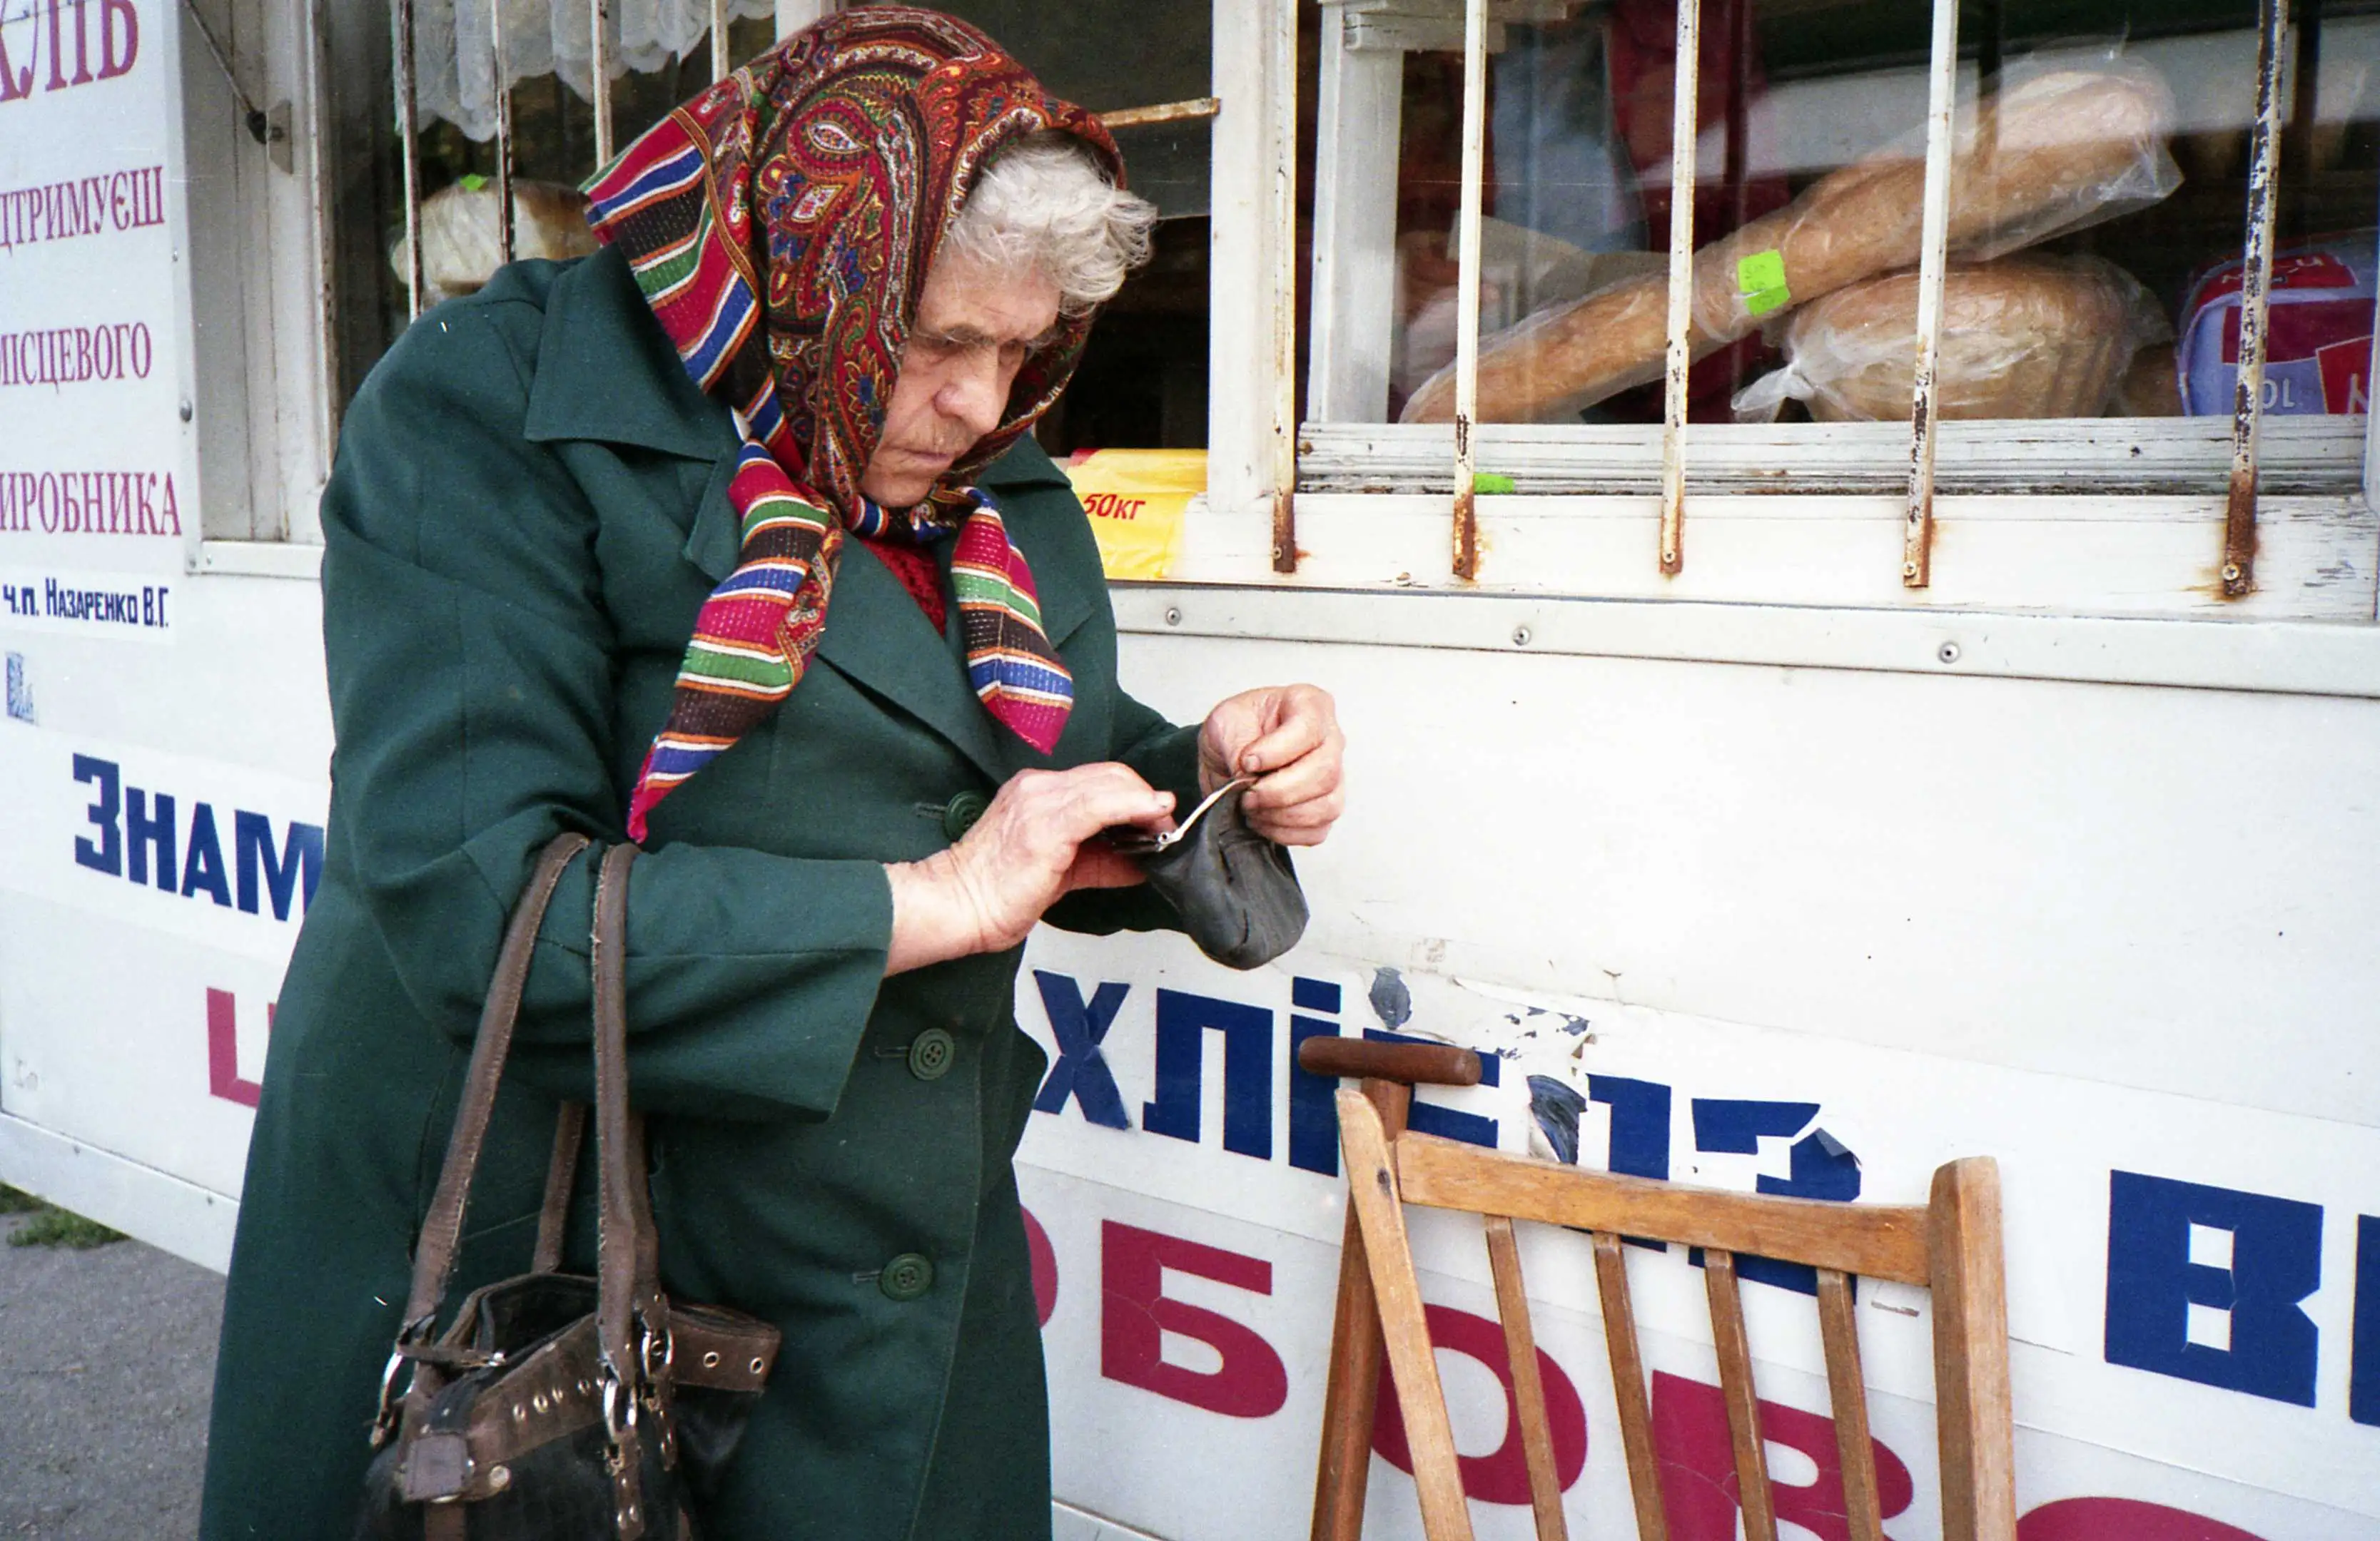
[883,763,1175,974]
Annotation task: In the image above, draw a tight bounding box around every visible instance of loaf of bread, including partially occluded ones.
[2112,342,2183,417]
[1402,65,2179,424]
[1732,255,2169,421]
[391,180,598,305]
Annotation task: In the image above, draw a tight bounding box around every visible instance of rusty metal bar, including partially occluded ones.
[712,0,730,82]
[1269,0,1299,573]
[1901,0,1959,589]
[491,0,516,263]
[1449,0,1490,581]
[1100,96,1223,131]
[591,0,616,166]
[394,0,425,319]
[2224,0,2289,600]
[1656,0,1700,577]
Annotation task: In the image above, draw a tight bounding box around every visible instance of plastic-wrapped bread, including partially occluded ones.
[389,180,599,305]
[2113,342,2183,417]
[1402,64,2179,424]
[1731,255,2171,422]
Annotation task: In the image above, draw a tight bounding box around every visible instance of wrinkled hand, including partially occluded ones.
[1197,684,1347,847]
[885,763,1173,973]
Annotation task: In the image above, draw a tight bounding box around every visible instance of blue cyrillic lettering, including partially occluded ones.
[2105,1170,2323,1407]
[71,752,119,875]
[181,801,233,907]
[1142,990,1272,1159]
[125,785,174,890]
[234,810,321,920]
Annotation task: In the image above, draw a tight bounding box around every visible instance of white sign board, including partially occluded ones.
[0,0,192,649]
[1013,929,2380,1541]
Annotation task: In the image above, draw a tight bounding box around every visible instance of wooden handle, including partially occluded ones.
[1299,1037,1482,1087]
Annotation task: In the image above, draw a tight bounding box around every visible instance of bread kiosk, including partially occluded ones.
[1,1,2377,1536]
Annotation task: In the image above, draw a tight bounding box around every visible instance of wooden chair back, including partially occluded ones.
[1302,1038,2015,1541]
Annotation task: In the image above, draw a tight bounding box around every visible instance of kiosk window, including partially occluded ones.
[1306,1,2376,474]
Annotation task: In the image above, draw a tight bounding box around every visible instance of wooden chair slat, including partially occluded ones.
[1310,1080,1414,1541]
[1397,1133,1933,1284]
[1484,1216,1571,1541]
[1337,1089,1478,1541]
[1928,1159,2018,1541]
[1591,1233,1669,1541]
[1816,1268,1885,1541]
[1704,1250,1780,1541]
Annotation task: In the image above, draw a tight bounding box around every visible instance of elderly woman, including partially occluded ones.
[198,11,1343,1539]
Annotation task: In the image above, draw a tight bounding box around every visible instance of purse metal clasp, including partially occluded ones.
[1105,775,1255,856]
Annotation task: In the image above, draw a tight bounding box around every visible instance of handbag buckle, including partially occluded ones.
[601,1360,639,1446]
[368,1313,437,1448]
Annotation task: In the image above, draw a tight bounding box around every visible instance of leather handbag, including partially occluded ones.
[357,836,781,1541]
[1125,778,1310,970]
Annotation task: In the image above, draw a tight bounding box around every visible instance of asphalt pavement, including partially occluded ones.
[0,1211,221,1538]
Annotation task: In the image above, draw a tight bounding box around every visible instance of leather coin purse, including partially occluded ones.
[1112,777,1309,970]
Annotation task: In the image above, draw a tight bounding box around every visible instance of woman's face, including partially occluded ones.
[861,253,1063,508]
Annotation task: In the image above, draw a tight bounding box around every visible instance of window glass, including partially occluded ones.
[330,3,1219,462]
[1326,0,2376,434]
[326,6,779,412]
[933,0,1218,457]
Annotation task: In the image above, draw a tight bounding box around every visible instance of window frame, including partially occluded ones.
[1262,0,2380,624]
[175,0,338,569]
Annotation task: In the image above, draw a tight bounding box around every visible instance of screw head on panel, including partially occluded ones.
[1937,641,1961,666]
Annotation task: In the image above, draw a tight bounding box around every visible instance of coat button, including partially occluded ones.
[941,790,989,842]
[880,1253,934,1302]
[906,1028,957,1081]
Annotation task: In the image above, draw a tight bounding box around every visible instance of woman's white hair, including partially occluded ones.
[945,132,1158,317]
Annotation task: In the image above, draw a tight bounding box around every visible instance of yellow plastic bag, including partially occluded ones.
[1060,449,1202,581]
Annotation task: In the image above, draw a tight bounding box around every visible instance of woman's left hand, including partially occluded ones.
[1197,684,1346,846]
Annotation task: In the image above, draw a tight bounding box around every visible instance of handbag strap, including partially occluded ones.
[399,831,592,1332]
[529,1100,587,1275]
[590,843,666,1394]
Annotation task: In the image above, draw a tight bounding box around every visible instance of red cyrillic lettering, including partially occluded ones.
[1649,1370,1913,1541]
[1099,1220,1287,1418]
[1022,1205,1058,1328]
[0,11,34,101]
[98,0,136,79]
[1372,1303,1589,1505]
[44,0,68,91]
[2018,1498,2269,1541]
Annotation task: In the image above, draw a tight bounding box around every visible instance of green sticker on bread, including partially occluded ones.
[1737,249,1791,316]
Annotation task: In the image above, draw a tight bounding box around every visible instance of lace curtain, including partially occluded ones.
[409,0,779,143]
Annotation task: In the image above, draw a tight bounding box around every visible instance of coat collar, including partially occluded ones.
[522,248,738,462]
[525,250,1098,781]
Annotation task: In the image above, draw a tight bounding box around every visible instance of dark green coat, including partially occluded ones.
[199,248,1197,1540]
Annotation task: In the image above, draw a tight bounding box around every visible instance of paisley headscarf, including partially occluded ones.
[583,6,1120,841]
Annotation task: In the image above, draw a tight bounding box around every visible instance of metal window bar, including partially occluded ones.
[1270,0,1301,575]
[592,0,616,167]
[395,0,425,320]
[491,0,516,264]
[1656,0,1701,577]
[1900,0,1960,589]
[2224,0,2290,601]
[1101,96,1223,131]
[1449,0,1491,581]
[713,0,731,82]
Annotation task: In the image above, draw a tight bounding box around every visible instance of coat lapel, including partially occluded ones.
[818,541,1012,783]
